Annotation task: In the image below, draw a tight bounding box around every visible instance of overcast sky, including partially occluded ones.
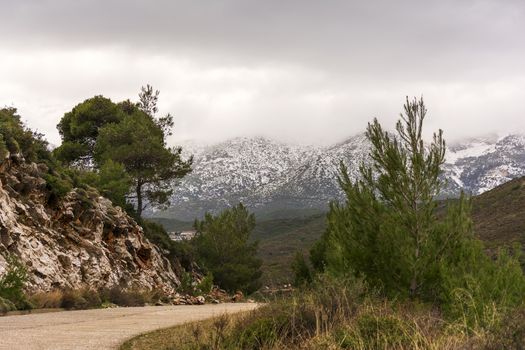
[0,0,524,146]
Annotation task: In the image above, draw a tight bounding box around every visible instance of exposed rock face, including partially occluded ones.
[0,154,180,294]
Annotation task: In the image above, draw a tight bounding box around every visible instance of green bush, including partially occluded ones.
[440,244,525,330]
[0,296,16,314]
[0,107,50,163]
[196,272,214,295]
[0,256,32,310]
[292,252,312,287]
[0,134,8,160]
[313,97,525,331]
[178,270,195,296]
[42,172,73,202]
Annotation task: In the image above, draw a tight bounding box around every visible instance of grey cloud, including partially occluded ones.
[0,0,524,145]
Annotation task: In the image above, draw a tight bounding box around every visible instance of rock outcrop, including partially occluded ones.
[0,153,180,294]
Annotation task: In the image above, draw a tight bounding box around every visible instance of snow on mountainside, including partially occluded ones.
[444,134,525,195]
[153,133,525,220]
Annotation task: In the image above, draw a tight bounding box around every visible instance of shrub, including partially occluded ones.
[440,244,525,330]
[0,107,50,162]
[486,308,525,349]
[337,314,412,349]
[140,219,195,271]
[178,270,195,296]
[100,286,147,307]
[0,134,8,160]
[197,272,214,295]
[314,97,525,330]
[292,252,312,287]
[60,289,103,310]
[30,290,64,309]
[42,172,73,201]
[0,255,32,310]
[0,296,16,314]
[61,290,88,310]
[234,313,288,349]
[81,289,102,307]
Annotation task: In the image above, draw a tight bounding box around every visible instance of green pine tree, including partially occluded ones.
[323,97,485,300]
[192,204,263,294]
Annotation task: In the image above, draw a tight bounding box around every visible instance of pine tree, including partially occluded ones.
[192,204,263,294]
[94,109,191,217]
[324,97,473,299]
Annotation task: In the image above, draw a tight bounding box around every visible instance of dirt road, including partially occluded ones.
[0,303,258,350]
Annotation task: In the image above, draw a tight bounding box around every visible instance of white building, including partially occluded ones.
[168,230,197,242]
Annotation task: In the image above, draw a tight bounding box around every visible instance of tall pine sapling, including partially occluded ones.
[325,97,472,299]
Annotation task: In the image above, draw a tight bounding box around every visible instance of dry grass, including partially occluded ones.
[28,287,164,310]
[119,277,509,350]
[118,301,483,350]
[30,290,64,309]
[120,312,247,350]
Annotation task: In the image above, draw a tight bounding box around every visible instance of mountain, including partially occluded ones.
[152,133,525,221]
[444,134,525,195]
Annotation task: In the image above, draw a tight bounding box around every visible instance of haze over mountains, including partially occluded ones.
[151,133,525,221]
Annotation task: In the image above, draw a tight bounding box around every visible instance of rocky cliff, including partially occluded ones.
[0,153,180,294]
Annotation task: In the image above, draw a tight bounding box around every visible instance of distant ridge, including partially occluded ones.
[151,133,525,221]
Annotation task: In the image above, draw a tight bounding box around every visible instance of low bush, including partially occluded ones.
[31,287,156,310]
[61,288,103,310]
[30,290,64,309]
[99,286,147,307]
[485,307,525,349]
[196,272,214,295]
[337,314,412,349]
[61,289,89,310]
[122,274,504,350]
[177,270,195,296]
[0,255,32,310]
[0,296,16,315]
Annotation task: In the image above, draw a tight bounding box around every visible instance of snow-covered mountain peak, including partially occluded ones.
[158,133,525,220]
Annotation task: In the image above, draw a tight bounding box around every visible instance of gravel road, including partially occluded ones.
[0,303,258,350]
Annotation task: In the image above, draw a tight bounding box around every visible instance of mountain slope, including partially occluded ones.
[155,133,525,221]
[471,175,525,247]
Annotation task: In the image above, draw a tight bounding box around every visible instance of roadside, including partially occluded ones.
[0,303,258,350]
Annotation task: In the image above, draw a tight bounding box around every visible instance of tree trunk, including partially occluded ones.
[136,181,143,218]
